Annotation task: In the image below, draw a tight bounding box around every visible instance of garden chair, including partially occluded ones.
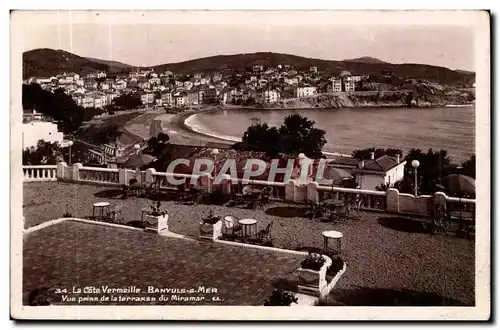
[255,221,273,245]
[346,198,362,220]
[145,180,161,198]
[223,215,243,240]
[334,205,349,223]
[259,186,274,207]
[107,204,124,223]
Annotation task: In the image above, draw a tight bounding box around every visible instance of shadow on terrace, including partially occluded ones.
[23,181,476,306]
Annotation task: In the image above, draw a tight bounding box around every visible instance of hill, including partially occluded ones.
[149,52,474,85]
[23,49,475,85]
[84,57,133,69]
[344,56,388,64]
[22,48,131,78]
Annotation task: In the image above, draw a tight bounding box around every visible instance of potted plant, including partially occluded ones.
[297,252,332,295]
[199,210,222,241]
[263,288,298,306]
[142,201,169,234]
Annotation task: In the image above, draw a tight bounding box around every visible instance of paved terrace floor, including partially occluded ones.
[23,182,476,306]
[23,221,302,306]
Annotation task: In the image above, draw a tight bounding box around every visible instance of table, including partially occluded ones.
[93,202,110,221]
[322,230,343,255]
[239,218,258,241]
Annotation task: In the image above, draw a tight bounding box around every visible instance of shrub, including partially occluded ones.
[263,288,298,306]
[62,212,73,218]
[300,252,326,271]
[327,256,344,276]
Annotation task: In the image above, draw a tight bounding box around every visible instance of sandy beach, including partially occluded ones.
[120,106,237,148]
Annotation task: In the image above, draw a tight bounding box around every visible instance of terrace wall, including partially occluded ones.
[22,163,476,218]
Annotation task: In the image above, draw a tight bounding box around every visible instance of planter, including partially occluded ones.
[143,214,169,234]
[297,255,332,296]
[199,220,223,241]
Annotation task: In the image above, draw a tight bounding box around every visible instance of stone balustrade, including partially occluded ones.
[22,165,57,182]
[24,162,476,218]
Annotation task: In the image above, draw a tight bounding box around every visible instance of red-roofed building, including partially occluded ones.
[354,154,406,191]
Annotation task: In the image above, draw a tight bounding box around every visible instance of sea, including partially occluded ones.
[184,106,475,164]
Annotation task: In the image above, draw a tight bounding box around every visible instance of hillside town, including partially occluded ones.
[23,64,389,110]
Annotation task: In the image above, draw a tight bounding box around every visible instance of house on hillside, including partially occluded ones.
[344,80,355,92]
[141,92,155,105]
[263,89,281,103]
[174,92,188,107]
[330,78,342,92]
[295,85,317,98]
[203,88,217,104]
[161,92,174,107]
[354,154,406,191]
[253,65,264,73]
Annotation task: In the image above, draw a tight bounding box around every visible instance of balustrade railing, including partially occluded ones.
[79,167,120,185]
[317,185,387,211]
[231,179,287,200]
[446,196,476,213]
[22,165,57,182]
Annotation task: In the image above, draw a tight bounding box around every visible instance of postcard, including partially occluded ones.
[11,10,490,320]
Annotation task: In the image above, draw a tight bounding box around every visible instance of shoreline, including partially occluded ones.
[119,104,472,161]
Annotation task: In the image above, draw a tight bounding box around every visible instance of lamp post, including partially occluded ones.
[411,159,420,196]
[67,141,73,165]
[134,144,141,155]
[211,148,220,177]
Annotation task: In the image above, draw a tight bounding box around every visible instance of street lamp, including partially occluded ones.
[411,159,420,196]
[134,144,141,155]
[67,140,73,165]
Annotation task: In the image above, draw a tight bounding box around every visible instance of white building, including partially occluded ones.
[344,80,355,92]
[331,78,342,92]
[22,121,64,149]
[263,89,280,103]
[295,86,317,98]
[141,93,155,105]
[354,154,407,191]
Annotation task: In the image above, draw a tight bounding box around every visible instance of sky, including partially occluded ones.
[16,11,476,71]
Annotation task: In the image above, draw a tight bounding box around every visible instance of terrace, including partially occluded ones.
[22,162,476,305]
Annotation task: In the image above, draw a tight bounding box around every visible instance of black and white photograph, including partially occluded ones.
[10,10,490,320]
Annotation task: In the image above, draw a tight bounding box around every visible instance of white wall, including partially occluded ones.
[384,163,406,185]
[23,121,64,149]
[356,174,385,191]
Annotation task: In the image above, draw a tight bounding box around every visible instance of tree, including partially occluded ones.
[113,93,142,110]
[237,114,326,158]
[352,147,403,160]
[23,140,63,165]
[459,155,475,178]
[145,132,170,157]
[278,114,326,158]
[23,83,94,134]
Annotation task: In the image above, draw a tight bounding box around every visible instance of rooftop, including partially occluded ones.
[359,155,404,172]
[23,182,475,306]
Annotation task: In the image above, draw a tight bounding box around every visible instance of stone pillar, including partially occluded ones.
[119,168,128,185]
[145,168,156,185]
[294,181,307,203]
[200,173,213,192]
[285,180,295,202]
[433,192,448,215]
[306,181,320,203]
[386,188,400,213]
[57,162,68,181]
[71,163,83,182]
[219,174,232,196]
